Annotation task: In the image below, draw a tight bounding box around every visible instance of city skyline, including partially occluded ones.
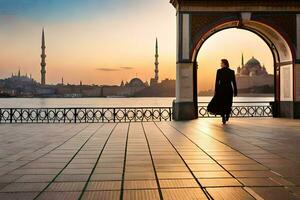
[0,0,273,90]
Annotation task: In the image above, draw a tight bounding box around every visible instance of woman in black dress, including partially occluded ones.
[208,59,237,124]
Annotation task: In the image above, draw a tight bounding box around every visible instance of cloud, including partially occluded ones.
[120,67,134,70]
[96,67,135,71]
[96,68,119,72]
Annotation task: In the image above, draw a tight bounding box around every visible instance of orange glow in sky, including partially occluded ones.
[0,0,273,90]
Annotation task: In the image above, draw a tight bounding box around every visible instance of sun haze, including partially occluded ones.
[0,1,272,87]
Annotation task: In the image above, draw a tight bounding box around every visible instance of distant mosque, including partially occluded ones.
[118,38,160,93]
[7,29,47,86]
[10,69,35,83]
[236,54,274,90]
[237,54,268,77]
[1,31,175,97]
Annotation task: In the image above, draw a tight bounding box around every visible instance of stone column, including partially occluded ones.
[294,14,300,118]
[173,13,198,120]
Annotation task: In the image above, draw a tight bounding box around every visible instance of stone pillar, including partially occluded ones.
[294,14,300,118]
[295,63,300,118]
[279,63,294,118]
[173,13,198,120]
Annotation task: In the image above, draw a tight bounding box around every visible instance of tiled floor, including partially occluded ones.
[0,118,300,200]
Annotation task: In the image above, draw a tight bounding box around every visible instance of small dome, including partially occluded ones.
[128,78,145,87]
[245,56,261,68]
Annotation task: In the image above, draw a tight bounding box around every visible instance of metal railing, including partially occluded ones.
[198,101,273,118]
[0,107,172,123]
[0,102,273,123]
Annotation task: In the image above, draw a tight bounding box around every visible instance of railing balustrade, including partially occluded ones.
[0,102,273,123]
[0,107,172,123]
[198,101,273,118]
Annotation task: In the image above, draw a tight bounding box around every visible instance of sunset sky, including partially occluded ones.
[0,0,273,90]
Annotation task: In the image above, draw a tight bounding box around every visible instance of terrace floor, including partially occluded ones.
[0,118,300,200]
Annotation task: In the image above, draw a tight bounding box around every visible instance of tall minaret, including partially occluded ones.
[241,53,244,68]
[41,28,46,85]
[154,38,159,83]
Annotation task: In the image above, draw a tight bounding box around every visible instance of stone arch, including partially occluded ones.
[171,1,300,120]
[191,19,295,104]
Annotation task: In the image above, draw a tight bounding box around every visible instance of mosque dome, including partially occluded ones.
[245,56,261,69]
[128,78,145,87]
[239,56,268,76]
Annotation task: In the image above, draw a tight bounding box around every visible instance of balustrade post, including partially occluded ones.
[20,109,23,123]
[159,108,162,121]
[36,108,39,123]
[113,108,116,123]
[10,108,13,123]
[74,108,77,123]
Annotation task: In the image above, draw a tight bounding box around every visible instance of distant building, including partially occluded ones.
[0,69,55,97]
[236,54,274,90]
[0,34,176,97]
[150,38,159,86]
[41,28,46,85]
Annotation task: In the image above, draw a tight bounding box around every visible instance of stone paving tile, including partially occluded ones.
[161,188,208,200]
[0,183,8,190]
[198,178,242,187]
[65,163,95,169]
[184,159,215,164]
[94,167,123,173]
[86,181,121,191]
[0,182,48,192]
[0,174,22,183]
[36,191,81,200]
[15,174,55,183]
[270,176,295,186]
[55,174,89,182]
[157,172,193,179]
[45,182,86,192]
[81,191,120,200]
[246,187,299,200]
[24,162,66,169]
[9,168,61,175]
[61,168,93,175]
[207,187,255,200]
[288,187,300,198]
[125,172,156,180]
[286,177,300,186]
[224,164,268,171]
[230,170,278,178]
[124,180,157,190]
[188,163,224,171]
[194,171,232,178]
[123,189,160,200]
[0,192,38,200]
[238,177,280,186]
[159,179,199,188]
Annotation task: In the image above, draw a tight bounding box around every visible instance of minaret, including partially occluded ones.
[241,53,244,68]
[18,69,21,77]
[154,38,159,83]
[41,28,46,85]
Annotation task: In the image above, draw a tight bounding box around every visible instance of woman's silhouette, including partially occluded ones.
[208,59,237,124]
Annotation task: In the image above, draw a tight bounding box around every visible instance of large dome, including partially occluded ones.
[245,56,261,68]
[128,78,145,87]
